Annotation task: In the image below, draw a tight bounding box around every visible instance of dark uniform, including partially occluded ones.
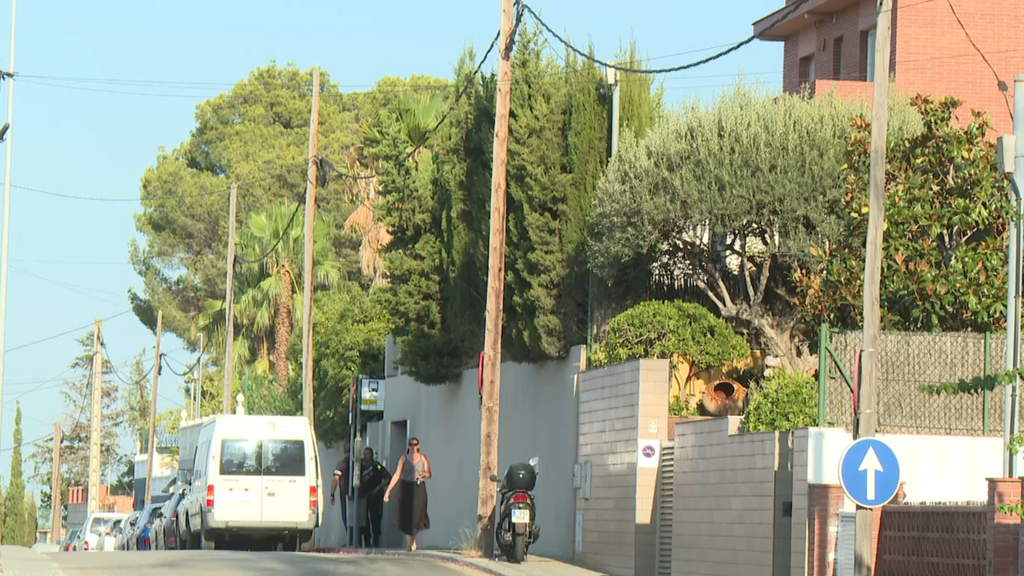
[359,459,391,547]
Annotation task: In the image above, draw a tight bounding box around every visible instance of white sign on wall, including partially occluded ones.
[361,379,385,412]
[638,439,661,468]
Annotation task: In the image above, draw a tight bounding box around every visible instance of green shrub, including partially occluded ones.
[743,370,817,433]
[592,301,749,372]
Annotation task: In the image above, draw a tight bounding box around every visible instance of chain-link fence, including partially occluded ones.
[821,327,1018,436]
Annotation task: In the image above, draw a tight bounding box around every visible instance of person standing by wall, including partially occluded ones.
[359,447,391,548]
[329,444,351,545]
[383,437,431,551]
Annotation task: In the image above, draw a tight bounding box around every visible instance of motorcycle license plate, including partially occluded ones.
[511,509,530,524]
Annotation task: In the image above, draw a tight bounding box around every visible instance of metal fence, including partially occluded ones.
[818,325,1019,436]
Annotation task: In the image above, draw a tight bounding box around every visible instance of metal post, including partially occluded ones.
[818,323,828,427]
[0,2,17,556]
[1008,74,1024,477]
[984,332,991,436]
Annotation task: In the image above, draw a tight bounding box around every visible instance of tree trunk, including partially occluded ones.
[273,263,294,390]
[756,315,816,376]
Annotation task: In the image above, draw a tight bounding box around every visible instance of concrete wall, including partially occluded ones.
[574,359,670,576]
[372,345,585,558]
[671,417,784,576]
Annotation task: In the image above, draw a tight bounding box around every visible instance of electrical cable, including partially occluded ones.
[944,0,1013,120]
[233,200,303,265]
[5,310,132,354]
[520,0,812,75]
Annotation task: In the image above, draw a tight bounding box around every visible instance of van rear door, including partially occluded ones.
[261,439,309,523]
[216,439,262,522]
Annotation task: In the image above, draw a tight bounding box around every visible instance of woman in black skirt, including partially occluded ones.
[384,437,431,551]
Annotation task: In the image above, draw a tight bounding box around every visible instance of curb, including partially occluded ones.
[312,548,507,576]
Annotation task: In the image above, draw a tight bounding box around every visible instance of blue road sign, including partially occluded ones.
[838,438,901,508]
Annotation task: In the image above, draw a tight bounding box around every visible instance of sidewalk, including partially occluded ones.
[315,548,607,576]
[0,546,65,576]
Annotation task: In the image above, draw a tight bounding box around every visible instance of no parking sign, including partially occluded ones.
[638,439,660,468]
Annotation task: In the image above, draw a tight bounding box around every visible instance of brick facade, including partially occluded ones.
[806,478,1024,576]
[759,0,1024,134]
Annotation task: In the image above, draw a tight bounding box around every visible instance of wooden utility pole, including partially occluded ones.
[301,69,320,425]
[856,1,893,575]
[223,183,238,414]
[51,423,62,544]
[87,319,102,515]
[476,0,515,556]
[145,310,163,507]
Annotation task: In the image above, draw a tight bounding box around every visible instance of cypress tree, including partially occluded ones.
[3,404,25,545]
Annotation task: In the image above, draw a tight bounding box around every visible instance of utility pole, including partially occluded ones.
[145,310,162,507]
[87,319,103,515]
[301,69,320,426]
[855,1,893,575]
[51,423,62,544]
[1005,75,1024,478]
[476,0,515,556]
[0,2,17,557]
[223,183,237,414]
[197,333,203,419]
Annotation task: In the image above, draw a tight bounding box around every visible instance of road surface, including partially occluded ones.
[44,550,481,576]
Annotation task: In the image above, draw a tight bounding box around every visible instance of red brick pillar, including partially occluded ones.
[988,478,1021,576]
[807,484,845,576]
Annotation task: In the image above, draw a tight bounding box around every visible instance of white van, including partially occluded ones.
[180,415,323,551]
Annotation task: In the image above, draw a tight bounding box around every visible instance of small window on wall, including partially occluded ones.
[799,55,816,88]
[833,36,844,79]
[861,29,877,81]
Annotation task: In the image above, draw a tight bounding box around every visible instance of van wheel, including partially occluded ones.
[200,522,216,551]
[179,526,190,550]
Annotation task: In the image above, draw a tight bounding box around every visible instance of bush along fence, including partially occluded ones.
[816,324,1019,436]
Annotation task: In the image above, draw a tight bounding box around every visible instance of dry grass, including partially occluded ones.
[450,527,483,558]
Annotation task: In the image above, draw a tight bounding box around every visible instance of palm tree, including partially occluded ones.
[200,202,342,390]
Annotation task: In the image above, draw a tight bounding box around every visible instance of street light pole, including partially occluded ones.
[0,1,16,557]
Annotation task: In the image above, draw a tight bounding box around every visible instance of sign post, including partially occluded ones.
[838,438,901,509]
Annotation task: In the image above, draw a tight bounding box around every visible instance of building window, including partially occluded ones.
[799,55,816,88]
[832,36,844,79]
[860,29,877,81]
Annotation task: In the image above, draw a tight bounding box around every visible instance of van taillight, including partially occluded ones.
[309,485,318,509]
[171,512,178,521]
[206,484,215,508]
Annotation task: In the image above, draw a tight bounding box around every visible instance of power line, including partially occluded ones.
[234,200,303,264]
[944,0,1013,120]
[520,0,811,75]
[12,184,140,203]
[11,265,127,306]
[4,310,133,354]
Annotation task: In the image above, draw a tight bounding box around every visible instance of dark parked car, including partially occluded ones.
[161,488,188,550]
[132,503,162,551]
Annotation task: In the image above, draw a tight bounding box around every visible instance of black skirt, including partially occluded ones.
[396,479,430,535]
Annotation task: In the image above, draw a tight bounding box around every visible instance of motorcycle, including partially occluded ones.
[490,456,540,563]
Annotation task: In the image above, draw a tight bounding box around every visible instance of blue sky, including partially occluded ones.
[0,0,783,487]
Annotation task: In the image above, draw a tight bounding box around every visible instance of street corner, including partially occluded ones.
[0,546,66,576]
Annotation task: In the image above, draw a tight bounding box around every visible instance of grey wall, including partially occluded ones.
[375,345,585,558]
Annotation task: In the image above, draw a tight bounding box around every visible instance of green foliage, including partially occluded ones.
[616,40,663,140]
[919,367,1024,396]
[4,404,27,546]
[743,371,818,433]
[591,83,920,369]
[796,96,1012,332]
[592,301,749,371]
[130,64,366,356]
[24,493,37,545]
[669,393,700,417]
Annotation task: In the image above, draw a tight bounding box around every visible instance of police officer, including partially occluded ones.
[359,447,392,548]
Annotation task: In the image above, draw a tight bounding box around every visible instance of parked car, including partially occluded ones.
[175,487,192,549]
[115,511,141,551]
[79,512,128,552]
[134,503,162,551]
[68,529,84,552]
[62,529,80,552]
[155,488,187,550]
[180,415,323,551]
[103,518,126,551]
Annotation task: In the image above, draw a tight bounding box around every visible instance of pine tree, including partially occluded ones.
[28,331,124,515]
[504,26,573,360]
[4,403,26,545]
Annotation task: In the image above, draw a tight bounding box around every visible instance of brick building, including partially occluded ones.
[753,0,1024,134]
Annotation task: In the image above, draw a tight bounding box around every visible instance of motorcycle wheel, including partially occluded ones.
[511,532,526,564]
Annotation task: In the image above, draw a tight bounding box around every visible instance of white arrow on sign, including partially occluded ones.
[859,446,883,501]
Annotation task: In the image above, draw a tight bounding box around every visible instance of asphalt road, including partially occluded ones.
[39,550,481,576]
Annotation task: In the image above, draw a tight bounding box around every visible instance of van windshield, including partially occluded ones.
[88,517,119,535]
[219,439,305,476]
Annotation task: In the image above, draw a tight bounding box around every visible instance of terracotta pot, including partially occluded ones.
[701,379,747,416]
